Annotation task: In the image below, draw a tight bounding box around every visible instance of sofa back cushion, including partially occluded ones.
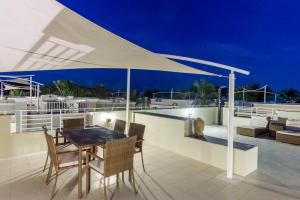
[250,116,269,127]
[286,119,300,127]
[278,117,288,124]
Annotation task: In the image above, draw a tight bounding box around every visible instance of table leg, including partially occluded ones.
[78,146,82,199]
[55,130,59,145]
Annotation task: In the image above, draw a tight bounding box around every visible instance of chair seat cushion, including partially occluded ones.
[58,151,86,168]
[277,130,300,137]
[56,144,78,153]
[89,159,104,174]
[286,126,300,132]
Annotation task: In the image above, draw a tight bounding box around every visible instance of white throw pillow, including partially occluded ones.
[249,116,268,127]
[286,119,300,128]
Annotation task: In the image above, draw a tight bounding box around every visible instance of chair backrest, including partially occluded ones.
[43,126,59,171]
[63,118,84,131]
[42,125,50,149]
[114,119,126,134]
[104,136,137,177]
[128,123,145,148]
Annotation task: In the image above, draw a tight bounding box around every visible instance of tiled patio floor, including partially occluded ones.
[1,143,300,200]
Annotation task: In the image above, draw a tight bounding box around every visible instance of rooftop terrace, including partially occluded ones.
[1,140,300,200]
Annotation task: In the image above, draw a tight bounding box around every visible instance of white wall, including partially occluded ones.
[222,107,300,127]
[92,110,128,129]
[277,110,300,120]
[134,112,258,176]
[222,107,251,127]
[0,115,47,158]
[143,107,218,125]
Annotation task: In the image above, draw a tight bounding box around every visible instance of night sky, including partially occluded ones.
[5,0,300,91]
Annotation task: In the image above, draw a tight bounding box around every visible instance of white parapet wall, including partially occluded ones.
[222,107,251,127]
[0,115,47,158]
[134,112,258,177]
[222,106,300,127]
[92,110,128,129]
[140,107,218,125]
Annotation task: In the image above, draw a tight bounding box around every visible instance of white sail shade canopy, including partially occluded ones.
[0,0,251,181]
[0,0,218,76]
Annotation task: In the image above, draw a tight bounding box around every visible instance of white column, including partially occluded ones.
[37,84,40,111]
[0,82,3,100]
[227,71,235,179]
[29,76,32,109]
[242,88,245,102]
[125,68,131,134]
[264,86,267,103]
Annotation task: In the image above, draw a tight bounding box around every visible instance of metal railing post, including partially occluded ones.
[83,109,86,129]
[59,110,62,131]
[20,110,22,133]
[51,110,53,131]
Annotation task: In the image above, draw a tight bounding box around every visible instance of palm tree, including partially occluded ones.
[279,88,300,103]
[194,80,218,105]
[9,89,26,96]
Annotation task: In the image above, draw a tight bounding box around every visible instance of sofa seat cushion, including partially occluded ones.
[277,130,300,137]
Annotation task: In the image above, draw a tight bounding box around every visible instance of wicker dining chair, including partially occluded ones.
[42,125,77,172]
[63,118,85,130]
[128,123,146,171]
[86,136,138,200]
[43,127,86,200]
[114,119,126,134]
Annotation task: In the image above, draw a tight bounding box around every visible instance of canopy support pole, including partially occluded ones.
[264,86,267,103]
[0,82,3,100]
[29,76,32,109]
[227,71,235,179]
[125,68,131,134]
[242,88,245,104]
[37,84,40,111]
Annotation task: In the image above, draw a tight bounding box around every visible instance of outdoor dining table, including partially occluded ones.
[59,127,126,198]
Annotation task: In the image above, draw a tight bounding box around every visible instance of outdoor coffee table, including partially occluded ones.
[60,127,126,198]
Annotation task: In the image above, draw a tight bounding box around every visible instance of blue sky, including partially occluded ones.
[7,0,300,91]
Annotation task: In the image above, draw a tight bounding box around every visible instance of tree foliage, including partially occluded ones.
[9,89,26,96]
[41,80,110,98]
[192,80,218,105]
[279,88,300,103]
[235,84,274,102]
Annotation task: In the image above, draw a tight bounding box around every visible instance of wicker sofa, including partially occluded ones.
[276,119,300,145]
[237,116,270,137]
[269,117,287,136]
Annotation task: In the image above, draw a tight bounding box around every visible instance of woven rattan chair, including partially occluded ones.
[128,123,146,171]
[86,136,137,200]
[99,119,127,158]
[55,118,85,145]
[114,119,126,134]
[42,125,77,172]
[43,126,86,199]
[63,118,84,130]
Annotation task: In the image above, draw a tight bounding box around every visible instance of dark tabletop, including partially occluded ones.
[61,127,126,147]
